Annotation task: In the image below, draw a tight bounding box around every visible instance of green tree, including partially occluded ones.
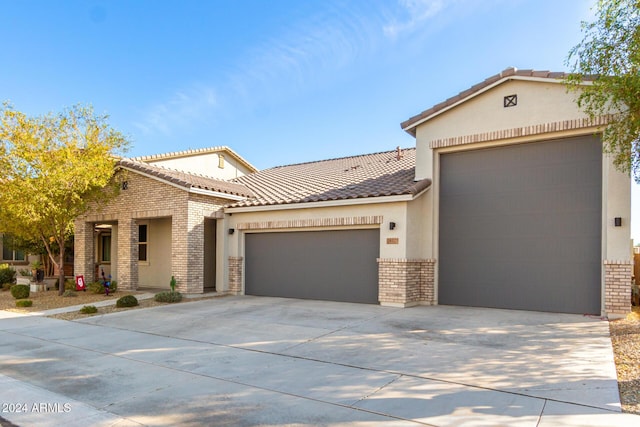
[0,104,128,295]
[566,0,640,182]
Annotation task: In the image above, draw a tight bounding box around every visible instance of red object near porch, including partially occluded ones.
[75,275,86,291]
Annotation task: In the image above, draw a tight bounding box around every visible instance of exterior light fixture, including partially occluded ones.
[228,228,235,235]
[389,222,396,230]
[614,217,622,227]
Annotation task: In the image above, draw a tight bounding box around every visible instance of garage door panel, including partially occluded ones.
[439,136,602,314]
[245,229,380,304]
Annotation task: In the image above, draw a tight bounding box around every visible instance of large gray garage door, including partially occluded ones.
[439,135,602,314]
[245,229,380,304]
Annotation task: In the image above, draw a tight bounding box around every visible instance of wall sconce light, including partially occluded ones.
[614,217,622,227]
[228,228,235,235]
[389,222,396,230]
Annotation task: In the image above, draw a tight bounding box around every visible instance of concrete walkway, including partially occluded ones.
[1,296,639,426]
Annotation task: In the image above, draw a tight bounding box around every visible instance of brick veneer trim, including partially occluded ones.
[429,115,612,149]
[377,258,435,306]
[228,256,243,295]
[237,216,383,230]
[604,259,632,316]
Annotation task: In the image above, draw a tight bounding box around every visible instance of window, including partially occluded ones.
[138,224,148,262]
[100,234,111,262]
[1,234,25,262]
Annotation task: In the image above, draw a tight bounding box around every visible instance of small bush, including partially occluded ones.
[2,282,13,291]
[15,300,33,307]
[154,291,183,303]
[88,280,118,294]
[116,295,138,308]
[10,284,30,299]
[79,305,98,314]
[0,264,16,286]
[64,279,76,291]
[87,281,103,293]
[62,290,77,297]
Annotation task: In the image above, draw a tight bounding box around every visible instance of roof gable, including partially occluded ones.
[133,146,258,173]
[401,67,594,136]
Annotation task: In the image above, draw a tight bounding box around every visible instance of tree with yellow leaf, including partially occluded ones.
[0,104,129,295]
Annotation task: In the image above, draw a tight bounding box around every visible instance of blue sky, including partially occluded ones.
[1,0,638,242]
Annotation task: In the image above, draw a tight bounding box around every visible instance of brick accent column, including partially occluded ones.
[377,259,435,307]
[172,213,188,293]
[186,209,205,293]
[604,260,632,317]
[228,257,243,295]
[117,218,138,290]
[74,220,95,283]
[420,259,436,304]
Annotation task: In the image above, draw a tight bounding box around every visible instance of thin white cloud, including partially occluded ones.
[133,84,217,136]
[225,2,381,107]
[384,0,445,38]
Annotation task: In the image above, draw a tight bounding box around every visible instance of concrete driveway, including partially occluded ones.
[1,296,639,426]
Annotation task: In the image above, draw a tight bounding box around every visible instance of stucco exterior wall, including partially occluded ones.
[138,217,172,288]
[145,152,252,180]
[410,78,632,316]
[415,80,585,180]
[227,201,412,260]
[225,196,434,305]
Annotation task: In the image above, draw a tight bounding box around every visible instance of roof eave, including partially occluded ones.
[225,187,430,213]
[118,165,251,201]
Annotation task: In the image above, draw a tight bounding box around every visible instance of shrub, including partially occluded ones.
[62,290,77,297]
[0,264,16,286]
[154,291,183,303]
[10,284,30,299]
[15,300,33,307]
[116,295,138,308]
[87,281,103,293]
[64,279,76,291]
[2,283,13,291]
[79,305,98,314]
[88,280,118,294]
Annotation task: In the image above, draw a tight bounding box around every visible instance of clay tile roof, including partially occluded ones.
[400,67,597,135]
[229,147,430,208]
[117,158,254,199]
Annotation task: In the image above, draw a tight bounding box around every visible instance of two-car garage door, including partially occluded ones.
[245,229,380,304]
[438,135,603,314]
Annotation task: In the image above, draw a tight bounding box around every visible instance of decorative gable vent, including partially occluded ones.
[504,94,517,108]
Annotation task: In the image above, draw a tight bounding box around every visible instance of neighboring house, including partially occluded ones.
[132,146,255,180]
[73,147,256,292]
[73,68,632,317]
[0,234,27,265]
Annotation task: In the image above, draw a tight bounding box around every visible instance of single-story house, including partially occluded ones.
[74,68,633,317]
[73,146,257,292]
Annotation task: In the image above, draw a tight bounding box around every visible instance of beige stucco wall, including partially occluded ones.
[138,217,172,288]
[224,196,431,291]
[408,77,632,315]
[415,80,585,180]
[227,201,407,258]
[145,152,252,180]
[603,154,633,261]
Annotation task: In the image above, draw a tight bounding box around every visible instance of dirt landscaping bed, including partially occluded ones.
[0,287,224,319]
[609,307,640,415]
[0,288,132,313]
